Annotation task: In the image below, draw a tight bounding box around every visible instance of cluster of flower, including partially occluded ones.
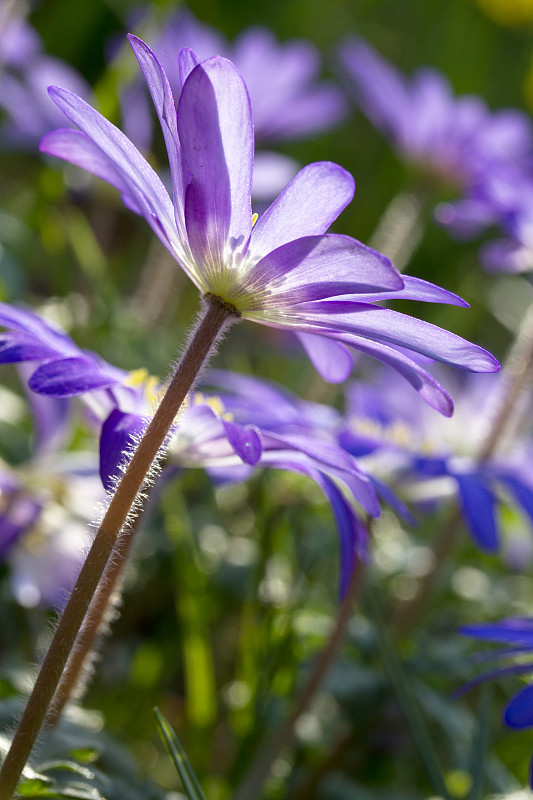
[2,3,533,788]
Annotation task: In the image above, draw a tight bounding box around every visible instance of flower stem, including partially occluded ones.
[0,295,237,800]
[232,562,361,800]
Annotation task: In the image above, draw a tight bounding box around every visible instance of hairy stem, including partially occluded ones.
[233,563,361,800]
[0,295,237,800]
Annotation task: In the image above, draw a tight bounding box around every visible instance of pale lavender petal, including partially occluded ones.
[178,56,253,272]
[40,128,142,214]
[251,162,355,258]
[178,47,202,88]
[268,301,499,373]
[297,332,354,383]
[128,35,187,237]
[358,275,469,306]
[256,320,454,414]
[42,86,180,256]
[247,234,402,304]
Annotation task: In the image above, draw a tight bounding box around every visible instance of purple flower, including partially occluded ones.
[0,13,89,147]
[40,37,498,416]
[340,369,533,555]
[339,37,533,195]
[115,7,346,153]
[0,381,104,608]
[0,303,378,595]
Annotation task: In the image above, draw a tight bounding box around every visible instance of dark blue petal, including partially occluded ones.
[100,409,147,492]
[29,357,122,397]
[454,472,498,552]
[504,684,533,729]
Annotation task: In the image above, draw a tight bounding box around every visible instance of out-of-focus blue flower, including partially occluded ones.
[39,37,498,413]
[460,617,533,786]
[340,368,533,556]
[0,11,89,147]
[339,37,533,202]
[0,303,383,595]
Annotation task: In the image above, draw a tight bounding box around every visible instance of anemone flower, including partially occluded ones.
[339,369,533,555]
[339,37,532,195]
[0,301,377,595]
[40,37,498,416]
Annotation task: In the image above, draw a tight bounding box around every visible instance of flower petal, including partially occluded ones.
[29,357,122,397]
[251,161,355,258]
[454,471,498,552]
[505,684,533,730]
[100,409,146,492]
[128,35,187,237]
[262,301,500,373]
[178,56,253,279]
[221,419,262,465]
[247,234,403,304]
[42,86,181,257]
[40,128,142,214]
[297,332,354,383]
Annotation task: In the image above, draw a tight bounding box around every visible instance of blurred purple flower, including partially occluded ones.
[40,37,498,415]
[340,369,533,555]
[0,12,89,147]
[0,302,381,595]
[339,37,533,199]
[0,382,104,608]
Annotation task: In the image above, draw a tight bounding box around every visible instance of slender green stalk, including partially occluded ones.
[0,295,238,800]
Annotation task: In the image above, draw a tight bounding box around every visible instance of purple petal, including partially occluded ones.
[42,86,179,255]
[454,471,498,552]
[178,56,253,273]
[461,618,533,646]
[247,234,403,304]
[0,335,63,363]
[29,357,123,397]
[221,419,262,465]
[297,332,354,383]
[274,301,500,373]
[178,47,202,88]
[100,409,146,492]
[505,684,533,730]
[251,162,354,258]
[128,35,186,237]
[366,275,469,307]
[40,128,142,214]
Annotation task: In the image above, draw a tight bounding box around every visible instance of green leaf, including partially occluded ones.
[153,708,207,800]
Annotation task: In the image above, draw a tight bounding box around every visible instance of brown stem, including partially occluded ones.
[232,562,362,800]
[0,295,237,800]
[394,303,533,637]
[44,514,142,726]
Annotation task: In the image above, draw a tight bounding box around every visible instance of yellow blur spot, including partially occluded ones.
[445,769,472,798]
[193,392,234,421]
[125,368,164,407]
[476,0,533,25]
